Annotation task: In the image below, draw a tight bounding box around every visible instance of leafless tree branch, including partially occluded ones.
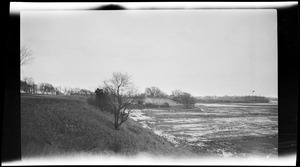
[101,72,138,130]
[20,45,34,67]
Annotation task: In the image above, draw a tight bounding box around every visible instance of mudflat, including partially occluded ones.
[130,103,278,158]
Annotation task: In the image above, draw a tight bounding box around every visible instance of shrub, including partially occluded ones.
[144,103,158,108]
[161,102,169,108]
[144,102,169,108]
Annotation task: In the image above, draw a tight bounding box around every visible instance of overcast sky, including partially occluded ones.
[21,9,277,97]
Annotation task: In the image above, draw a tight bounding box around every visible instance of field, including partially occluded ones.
[130,103,278,158]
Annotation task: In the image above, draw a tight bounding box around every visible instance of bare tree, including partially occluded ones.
[32,84,38,94]
[20,45,34,67]
[171,89,183,98]
[61,86,69,95]
[102,72,139,130]
[145,86,167,98]
[38,83,55,94]
[23,77,35,93]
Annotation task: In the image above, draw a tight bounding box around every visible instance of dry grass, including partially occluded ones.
[21,94,195,159]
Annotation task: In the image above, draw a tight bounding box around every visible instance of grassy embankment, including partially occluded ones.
[21,94,195,158]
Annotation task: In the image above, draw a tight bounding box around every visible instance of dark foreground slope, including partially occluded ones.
[21,94,196,158]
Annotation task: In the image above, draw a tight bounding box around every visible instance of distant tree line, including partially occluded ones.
[195,95,270,103]
[92,84,196,110]
[20,77,93,96]
[20,77,38,94]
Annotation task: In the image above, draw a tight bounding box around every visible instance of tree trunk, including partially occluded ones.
[114,123,119,130]
[114,111,120,130]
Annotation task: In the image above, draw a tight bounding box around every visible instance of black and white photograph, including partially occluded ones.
[3,2,298,166]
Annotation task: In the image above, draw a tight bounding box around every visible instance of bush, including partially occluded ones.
[161,102,169,108]
[144,103,158,108]
[143,102,169,108]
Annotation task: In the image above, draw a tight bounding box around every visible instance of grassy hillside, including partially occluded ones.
[21,94,195,158]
